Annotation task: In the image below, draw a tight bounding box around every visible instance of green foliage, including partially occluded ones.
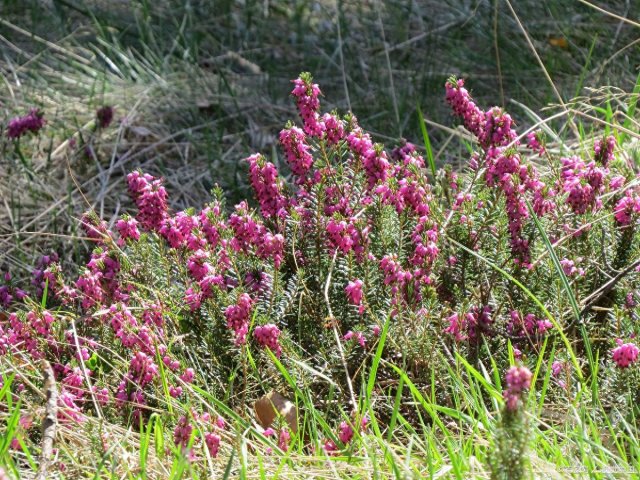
[490,408,531,480]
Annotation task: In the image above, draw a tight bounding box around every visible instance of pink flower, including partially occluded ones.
[322,113,345,145]
[338,421,354,444]
[614,188,640,225]
[612,339,639,368]
[526,130,545,155]
[116,216,140,246]
[253,323,282,357]
[199,204,223,247]
[503,365,532,411]
[129,351,159,387]
[594,135,615,166]
[246,153,288,218]
[444,306,493,342]
[81,212,109,242]
[96,106,114,128]
[224,293,254,345]
[256,232,285,269]
[180,368,195,384]
[278,428,291,451]
[279,126,314,180]
[560,258,584,277]
[560,156,607,215]
[187,250,211,281]
[127,172,168,231]
[92,386,110,406]
[551,361,568,379]
[173,415,193,449]
[346,123,390,190]
[326,218,369,258]
[445,78,485,139]
[323,439,339,455]
[508,310,552,337]
[7,108,45,139]
[291,73,324,137]
[479,107,517,147]
[345,279,364,313]
[205,432,221,457]
[610,175,625,190]
[343,330,366,348]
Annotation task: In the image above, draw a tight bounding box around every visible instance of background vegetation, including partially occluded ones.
[1,0,639,267]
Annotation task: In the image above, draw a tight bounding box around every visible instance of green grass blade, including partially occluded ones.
[447,236,583,380]
[526,199,594,377]
[417,105,437,179]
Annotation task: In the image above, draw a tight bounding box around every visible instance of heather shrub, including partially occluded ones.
[2,72,640,476]
[490,366,532,480]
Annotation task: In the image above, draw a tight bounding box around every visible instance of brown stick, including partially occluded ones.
[35,360,58,480]
[580,257,640,316]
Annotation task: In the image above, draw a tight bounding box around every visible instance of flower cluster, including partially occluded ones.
[560,258,585,277]
[247,153,288,218]
[116,215,141,246]
[446,77,555,266]
[6,108,45,139]
[291,73,323,137]
[445,78,484,138]
[526,131,545,156]
[253,323,282,357]
[345,279,364,314]
[326,218,369,258]
[444,305,493,342]
[344,330,366,348]
[559,155,607,214]
[507,311,553,338]
[614,187,640,226]
[323,415,369,454]
[503,366,532,411]
[127,171,169,231]
[4,72,640,470]
[346,125,390,190]
[263,427,291,453]
[0,272,27,308]
[612,339,639,368]
[174,412,226,458]
[279,126,315,181]
[593,135,616,166]
[322,113,345,145]
[224,293,254,345]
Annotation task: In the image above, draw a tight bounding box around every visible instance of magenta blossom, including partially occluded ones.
[7,108,45,139]
[612,339,639,368]
[503,365,532,411]
[345,279,364,314]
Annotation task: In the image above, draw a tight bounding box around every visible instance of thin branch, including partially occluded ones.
[35,360,58,480]
[324,250,357,409]
[580,257,640,315]
[576,0,640,29]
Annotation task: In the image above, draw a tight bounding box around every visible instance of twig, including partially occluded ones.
[35,360,58,480]
[324,250,357,410]
[576,0,640,29]
[70,318,103,419]
[580,257,640,316]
